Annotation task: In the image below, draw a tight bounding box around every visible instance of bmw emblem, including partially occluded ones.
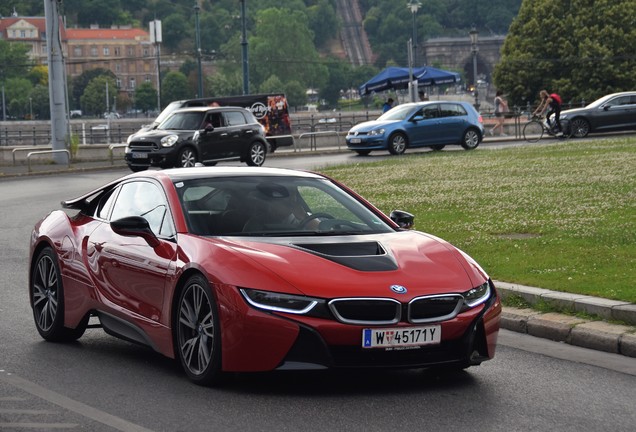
[390,285,407,294]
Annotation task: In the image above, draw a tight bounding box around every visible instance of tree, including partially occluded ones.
[80,76,117,116]
[71,68,116,110]
[206,72,243,98]
[4,77,33,118]
[493,0,636,107]
[0,40,31,83]
[29,85,50,120]
[134,82,158,114]
[282,80,307,109]
[161,71,190,106]
[250,8,328,91]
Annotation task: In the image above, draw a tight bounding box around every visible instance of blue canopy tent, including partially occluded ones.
[358,66,461,96]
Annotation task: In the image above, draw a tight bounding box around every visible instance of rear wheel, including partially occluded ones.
[30,247,87,342]
[460,129,480,150]
[175,274,222,386]
[387,132,407,155]
[570,118,590,138]
[177,147,197,168]
[246,141,266,166]
[523,120,544,142]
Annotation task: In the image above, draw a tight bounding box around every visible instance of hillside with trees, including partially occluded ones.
[2,0,634,115]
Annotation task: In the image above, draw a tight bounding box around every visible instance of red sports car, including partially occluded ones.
[29,167,501,385]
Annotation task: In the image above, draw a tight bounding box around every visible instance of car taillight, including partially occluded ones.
[478,115,483,124]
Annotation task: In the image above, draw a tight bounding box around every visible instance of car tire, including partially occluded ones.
[246,141,266,166]
[388,132,407,155]
[355,150,371,156]
[431,144,446,151]
[460,129,481,150]
[175,274,223,386]
[570,118,590,138]
[177,147,198,168]
[30,247,88,342]
[129,165,148,173]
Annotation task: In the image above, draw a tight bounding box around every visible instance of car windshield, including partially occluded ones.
[153,101,183,126]
[158,111,204,131]
[174,175,395,236]
[376,104,415,121]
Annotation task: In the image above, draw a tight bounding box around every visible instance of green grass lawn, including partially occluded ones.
[319,137,636,303]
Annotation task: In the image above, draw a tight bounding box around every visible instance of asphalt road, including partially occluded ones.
[1,152,635,432]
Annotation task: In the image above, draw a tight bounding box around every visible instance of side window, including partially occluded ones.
[439,103,465,117]
[110,181,175,237]
[96,187,119,220]
[224,111,247,126]
[422,105,439,119]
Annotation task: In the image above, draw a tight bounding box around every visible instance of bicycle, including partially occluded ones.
[523,115,573,142]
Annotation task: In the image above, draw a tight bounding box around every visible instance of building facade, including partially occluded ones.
[0,16,157,96]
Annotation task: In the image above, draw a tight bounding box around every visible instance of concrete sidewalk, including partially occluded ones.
[1,144,635,359]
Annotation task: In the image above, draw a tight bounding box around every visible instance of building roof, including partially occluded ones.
[0,16,66,39]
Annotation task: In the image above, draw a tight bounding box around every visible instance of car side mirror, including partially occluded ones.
[390,210,414,229]
[111,216,160,247]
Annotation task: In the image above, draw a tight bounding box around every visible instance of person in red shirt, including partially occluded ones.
[533,90,563,136]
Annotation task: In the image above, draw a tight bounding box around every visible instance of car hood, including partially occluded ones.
[560,106,589,116]
[130,128,194,141]
[349,120,399,133]
[197,231,488,300]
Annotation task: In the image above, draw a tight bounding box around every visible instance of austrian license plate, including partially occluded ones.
[362,325,441,348]
[132,152,148,159]
[349,138,361,144]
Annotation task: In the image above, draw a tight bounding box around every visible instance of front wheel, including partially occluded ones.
[246,141,266,166]
[570,118,590,138]
[355,150,371,156]
[30,247,87,342]
[387,132,407,155]
[523,120,544,142]
[175,274,222,386]
[177,147,198,168]
[460,129,481,150]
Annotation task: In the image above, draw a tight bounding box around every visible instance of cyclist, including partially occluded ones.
[532,90,563,137]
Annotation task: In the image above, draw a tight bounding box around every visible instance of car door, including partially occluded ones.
[593,95,635,132]
[198,111,234,161]
[436,103,467,143]
[223,110,257,157]
[87,180,177,322]
[408,104,443,146]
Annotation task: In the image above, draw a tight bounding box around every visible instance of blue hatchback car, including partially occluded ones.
[346,101,484,155]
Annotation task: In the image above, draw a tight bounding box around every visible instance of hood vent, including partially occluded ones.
[293,241,398,272]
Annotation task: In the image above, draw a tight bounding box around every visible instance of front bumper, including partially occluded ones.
[218,282,501,372]
[124,146,178,168]
[345,135,387,150]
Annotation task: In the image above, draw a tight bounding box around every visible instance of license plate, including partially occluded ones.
[362,325,441,348]
[132,152,148,159]
[349,138,361,144]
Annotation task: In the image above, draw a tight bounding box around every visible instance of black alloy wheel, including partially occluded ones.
[175,274,222,385]
[570,118,590,138]
[30,247,87,342]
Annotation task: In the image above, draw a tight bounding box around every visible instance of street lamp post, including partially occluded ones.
[194,4,203,98]
[29,97,33,120]
[407,1,421,67]
[469,27,480,111]
[240,0,249,95]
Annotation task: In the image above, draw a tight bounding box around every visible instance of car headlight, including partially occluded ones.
[240,288,320,314]
[161,135,179,147]
[369,128,385,136]
[463,281,491,308]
